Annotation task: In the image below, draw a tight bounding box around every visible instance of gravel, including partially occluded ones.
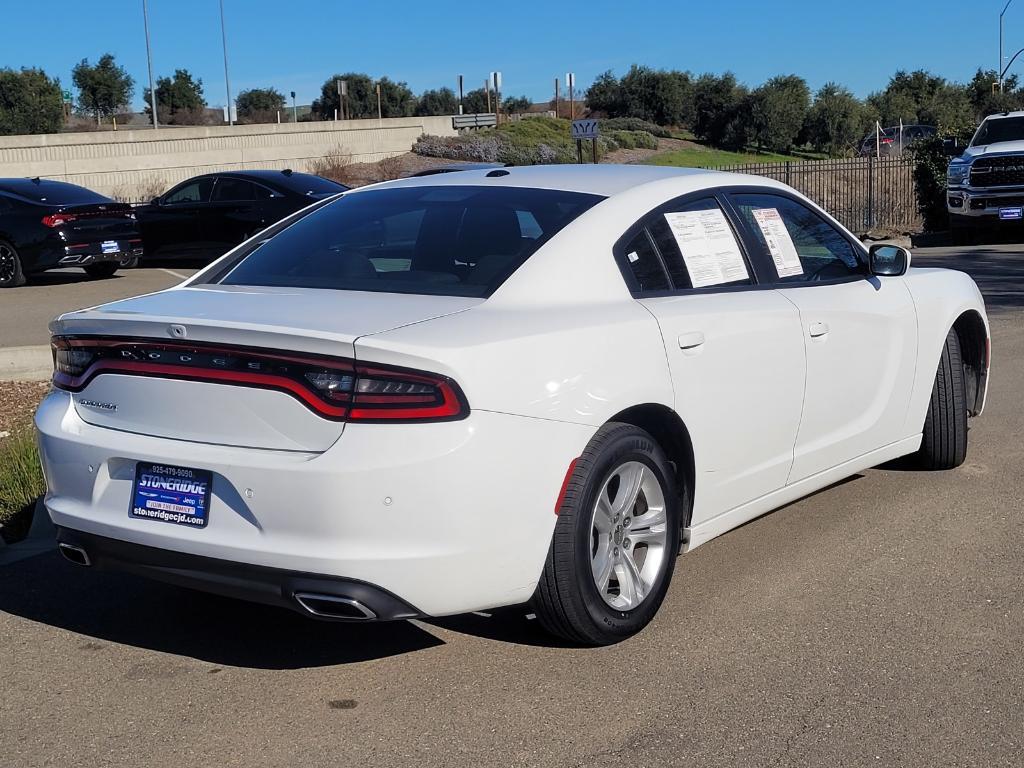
[0,381,49,435]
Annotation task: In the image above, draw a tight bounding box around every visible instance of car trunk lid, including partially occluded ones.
[52,285,480,451]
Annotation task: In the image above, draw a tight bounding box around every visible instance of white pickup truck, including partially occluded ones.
[947,110,1024,242]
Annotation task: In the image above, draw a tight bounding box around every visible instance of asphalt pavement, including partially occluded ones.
[0,244,1022,767]
[0,264,199,349]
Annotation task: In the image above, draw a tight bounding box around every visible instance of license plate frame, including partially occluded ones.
[998,207,1023,221]
[130,462,213,529]
[101,239,120,254]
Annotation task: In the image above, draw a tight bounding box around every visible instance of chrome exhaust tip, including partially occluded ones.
[294,592,377,620]
[58,542,92,567]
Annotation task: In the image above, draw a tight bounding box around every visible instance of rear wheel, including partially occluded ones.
[532,423,681,645]
[0,240,25,288]
[917,328,968,470]
[84,262,118,280]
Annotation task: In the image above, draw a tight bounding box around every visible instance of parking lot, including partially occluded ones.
[0,242,1020,766]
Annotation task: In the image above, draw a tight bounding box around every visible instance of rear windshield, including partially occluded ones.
[278,173,349,196]
[5,180,109,205]
[216,185,604,297]
[971,116,1024,146]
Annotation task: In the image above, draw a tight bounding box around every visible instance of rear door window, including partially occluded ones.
[212,178,258,202]
[647,197,752,290]
[215,185,603,297]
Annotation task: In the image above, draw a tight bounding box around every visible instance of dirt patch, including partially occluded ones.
[0,381,49,435]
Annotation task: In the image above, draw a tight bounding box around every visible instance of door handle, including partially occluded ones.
[678,331,706,351]
[808,321,830,338]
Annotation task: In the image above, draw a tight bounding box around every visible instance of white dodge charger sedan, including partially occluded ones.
[36,165,990,645]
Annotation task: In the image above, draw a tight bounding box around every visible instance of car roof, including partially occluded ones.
[355,164,761,198]
[179,169,344,190]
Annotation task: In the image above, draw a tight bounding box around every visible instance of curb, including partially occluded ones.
[0,345,52,382]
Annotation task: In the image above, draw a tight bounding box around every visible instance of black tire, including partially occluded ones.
[917,328,968,470]
[83,262,118,280]
[0,240,26,288]
[532,422,682,645]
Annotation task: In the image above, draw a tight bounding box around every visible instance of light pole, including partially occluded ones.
[1002,0,1015,92]
[219,0,233,124]
[142,0,158,129]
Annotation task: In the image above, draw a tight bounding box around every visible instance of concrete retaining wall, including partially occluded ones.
[0,116,455,200]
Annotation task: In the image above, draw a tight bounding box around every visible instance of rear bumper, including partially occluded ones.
[36,389,593,616]
[31,239,143,271]
[56,526,421,621]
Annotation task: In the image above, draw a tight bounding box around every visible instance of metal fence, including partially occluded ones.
[705,156,920,234]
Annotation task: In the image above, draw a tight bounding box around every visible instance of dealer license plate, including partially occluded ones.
[130,462,213,528]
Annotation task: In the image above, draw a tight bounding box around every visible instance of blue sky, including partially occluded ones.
[0,0,1011,109]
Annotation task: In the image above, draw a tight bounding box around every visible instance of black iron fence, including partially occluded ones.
[705,156,920,234]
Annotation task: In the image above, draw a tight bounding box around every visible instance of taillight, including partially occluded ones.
[42,213,78,228]
[50,337,468,423]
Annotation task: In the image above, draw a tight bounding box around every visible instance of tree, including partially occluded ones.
[583,66,692,126]
[968,68,1023,121]
[502,95,531,114]
[416,87,458,116]
[747,74,810,152]
[312,73,415,120]
[585,70,622,117]
[804,82,871,156]
[0,68,64,135]
[236,87,285,122]
[72,53,134,122]
[144,69,206,125]
[868,69,950,125]
[461,87,491,114]
[692,72,746,146]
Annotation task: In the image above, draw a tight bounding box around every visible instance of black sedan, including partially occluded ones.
[0,178,142,288]
[136,170,348,261]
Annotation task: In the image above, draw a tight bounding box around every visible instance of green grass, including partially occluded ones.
[647,146,802,168]
[0,428,44,529]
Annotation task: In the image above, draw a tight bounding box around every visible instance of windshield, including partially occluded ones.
[971,116,1024,146]
[215,185,604,298]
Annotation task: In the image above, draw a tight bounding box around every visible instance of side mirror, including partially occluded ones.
[869,243,910,276]
[942,137,962,157]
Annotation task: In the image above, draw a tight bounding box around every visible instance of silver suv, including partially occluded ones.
[948,111,1024,240]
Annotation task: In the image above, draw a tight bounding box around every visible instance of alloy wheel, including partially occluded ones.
[0,244,15,284]
[589,460,669,611]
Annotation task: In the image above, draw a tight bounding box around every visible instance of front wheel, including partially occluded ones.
[917,328,968,470]
[532,423,681,645]
[83,262,118,280]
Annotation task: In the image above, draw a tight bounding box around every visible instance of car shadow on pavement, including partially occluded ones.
[0,550,445,669]
[425,606,578,649]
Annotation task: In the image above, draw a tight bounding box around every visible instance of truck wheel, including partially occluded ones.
[917,328,968,470]
[532,423,681,645]
[0,240,26,288]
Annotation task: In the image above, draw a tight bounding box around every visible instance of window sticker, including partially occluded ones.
[751,208,804,278]
[662,208,749,288]
[627,251,640,263]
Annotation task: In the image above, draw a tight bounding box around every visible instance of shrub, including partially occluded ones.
[307,145,361,186]
[599,117,672,138]
[0,427,44,532]
[414,116,628,165]
[912,129,972,232]
[609,130,658,150]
